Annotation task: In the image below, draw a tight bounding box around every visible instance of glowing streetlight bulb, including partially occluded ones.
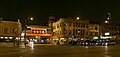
[77,17,79,20]
[107,17,109,20]
[30,17,33,20]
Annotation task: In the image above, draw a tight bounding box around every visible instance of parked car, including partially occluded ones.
[80,40,90,46]
[89,40,97,46]
[102,40,116,46]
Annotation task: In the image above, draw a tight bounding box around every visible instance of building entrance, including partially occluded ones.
[39,36,50,44]
[27,36,50,44]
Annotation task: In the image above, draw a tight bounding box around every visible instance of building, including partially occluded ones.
[48,13,57,32]
[89,24,99,39]
[99,13,120,40]
[52,17,89,44]
[99,23,120,40]
[0,18,22,42]
[22,25,53,44]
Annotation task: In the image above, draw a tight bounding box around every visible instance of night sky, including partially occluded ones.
[0,0,120,25]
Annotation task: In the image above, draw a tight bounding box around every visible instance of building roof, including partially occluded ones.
[0,20,18,23]
[27,25,50,29]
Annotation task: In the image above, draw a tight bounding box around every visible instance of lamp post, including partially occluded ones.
[24,17,34,43]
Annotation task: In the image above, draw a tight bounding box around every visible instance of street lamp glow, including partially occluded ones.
[21,33,25,36]
[107,17,109,20]
[30,17,33,20]
[77,17,79,20]
[105,21,109,23]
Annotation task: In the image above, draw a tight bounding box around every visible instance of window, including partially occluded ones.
[81,24,83,27]
[78,29,80,34]
[76,23,78,27]
[86,32,88,35]
[90,27,93,30]
[95,32,98,35]
[60,23,63,26]
[83,30,85,35]
[90,32,93,35]
[73,23,75,27]
[80,30,82,35]
[12,28,18,34]
[95,27,98,30]
[76,29,77,35]
[57,25,59,28]
[78,24,80,27]
[4,28,9,34]
[81,24,85,28]
[62,22,67,26]
[32,30,34,33]
[73,29,75,35]
[69,24,71,26]
[86,24,88,28]
[69,30,71,35]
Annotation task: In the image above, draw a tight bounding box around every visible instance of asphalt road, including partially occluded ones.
[0,45,120,57]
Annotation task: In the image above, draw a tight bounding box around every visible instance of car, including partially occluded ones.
[96,39,106,46]
[89,40,97,46]
[102,40,116,46]
[80,40,90,46]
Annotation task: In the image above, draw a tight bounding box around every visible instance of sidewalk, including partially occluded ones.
[0,42,15,48]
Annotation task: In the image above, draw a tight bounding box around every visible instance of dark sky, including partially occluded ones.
[0,0,120,25]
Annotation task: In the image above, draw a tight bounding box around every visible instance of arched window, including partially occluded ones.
[12,27,18,34]
[4,27,9,34]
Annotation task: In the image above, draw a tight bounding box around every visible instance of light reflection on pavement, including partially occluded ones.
[0,45,120,57]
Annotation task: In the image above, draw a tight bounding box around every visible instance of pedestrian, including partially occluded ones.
[57,41,60,45]
[24,41,27,46]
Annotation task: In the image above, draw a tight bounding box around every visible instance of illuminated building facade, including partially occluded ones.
[89,24,99,39]
[99,13,120,40]
[0,18,22,42]
[23,25,53,44]
[48,13,57,32]
[52,17,89,43]
[100,23,120,40]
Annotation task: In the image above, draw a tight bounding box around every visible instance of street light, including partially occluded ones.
[30,17,34,20]
[77,17,80,20]
[24,17,34,43]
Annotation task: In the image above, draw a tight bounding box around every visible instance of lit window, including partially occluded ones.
[12,28,18,34]
[105,21,109,23]
[78,31,80,33]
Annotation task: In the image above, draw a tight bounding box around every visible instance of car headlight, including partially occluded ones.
[86,43,88,44]
[105,43,108,45]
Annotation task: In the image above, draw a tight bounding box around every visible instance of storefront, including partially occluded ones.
[27,34,52,44]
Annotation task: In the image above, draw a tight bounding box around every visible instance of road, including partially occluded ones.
[0,45,120,57]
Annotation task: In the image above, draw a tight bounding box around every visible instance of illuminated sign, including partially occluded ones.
[105,32,110,35]
[93,37,98,39]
